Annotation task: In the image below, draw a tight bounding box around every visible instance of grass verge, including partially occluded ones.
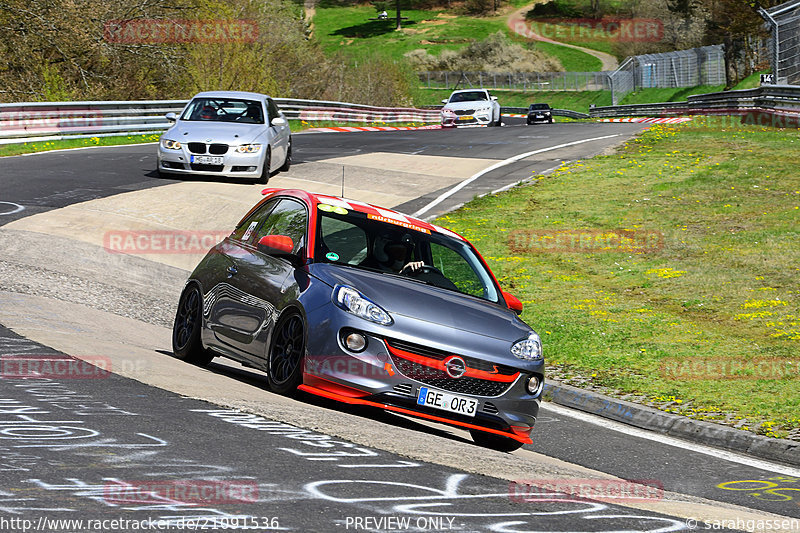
[0,134,162,157]
[435,117,800,439]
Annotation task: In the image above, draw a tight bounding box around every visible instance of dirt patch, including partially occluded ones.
[420,19,448,25]
[419,38,472,45]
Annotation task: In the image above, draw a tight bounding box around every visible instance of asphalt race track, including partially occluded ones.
[0,118,797,532]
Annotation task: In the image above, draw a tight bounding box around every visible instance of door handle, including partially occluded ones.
[226,265,238,277]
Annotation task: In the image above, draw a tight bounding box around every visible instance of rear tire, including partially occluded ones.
[172,285,214,366]
[267,312,305,395]
[470,429,524,452]
[258,147,272,184]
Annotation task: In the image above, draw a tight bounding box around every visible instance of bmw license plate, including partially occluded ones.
[190,155,223,164]
[457,116,474,121]
[417,387,478,417]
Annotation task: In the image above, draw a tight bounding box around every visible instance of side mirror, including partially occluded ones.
[441,99,448,104]
[257,235,302,266]
[165,112,177,122]
[258,234,293,254]
[503,291,523,315]
[490,96,498,101]
[271,117,287,127]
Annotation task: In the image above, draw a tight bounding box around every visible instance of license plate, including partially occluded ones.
[457,116,474,121]
[536,115,545,118]
[416,387,478,417]
[191,155,223,164]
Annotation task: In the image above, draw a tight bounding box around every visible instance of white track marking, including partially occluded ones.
[544,402,800,477]
[0,202,25,215]
[412,134,620,217]
[18,142,158,157]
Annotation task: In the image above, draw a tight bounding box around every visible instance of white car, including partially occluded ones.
[157,91,291,183]
[440,89,502,127]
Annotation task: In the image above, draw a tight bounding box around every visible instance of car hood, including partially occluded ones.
[167,121,266,144]
[444,101,493,111]
[308,263,532,341]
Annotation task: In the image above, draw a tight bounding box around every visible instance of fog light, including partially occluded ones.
[344,332,367,352]
[526,375,541,395]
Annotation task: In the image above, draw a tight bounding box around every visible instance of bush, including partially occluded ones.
[404,31,563,72]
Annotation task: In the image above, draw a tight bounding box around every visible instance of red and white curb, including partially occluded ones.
[301,124,441,134]
[599,117,692,124]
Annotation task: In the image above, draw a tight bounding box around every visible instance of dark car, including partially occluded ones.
[527,103,553,124]
[172,188,544,451]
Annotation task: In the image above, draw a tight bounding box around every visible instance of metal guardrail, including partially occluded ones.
[0,99,441,145]
[590,85,800,121]
[502,107,590,119]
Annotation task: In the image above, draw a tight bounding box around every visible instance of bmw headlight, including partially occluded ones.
[442,108,456,117]
[511,332,543,361]
[161,138,181,150]
[333,285,393,326]
[236,144,262,153]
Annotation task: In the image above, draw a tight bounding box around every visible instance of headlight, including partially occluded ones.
[161,139,181,150]
[511,333,542,361]
[236,144,262,153]
[477,107,492,116]
[333,285,393,326]
[441,108,456,117]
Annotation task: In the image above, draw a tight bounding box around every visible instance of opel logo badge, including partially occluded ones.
[443,356,466,379]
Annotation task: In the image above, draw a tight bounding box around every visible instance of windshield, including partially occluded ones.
[315,207,500,303]
[449,91,488,103]
[180,98,264,124]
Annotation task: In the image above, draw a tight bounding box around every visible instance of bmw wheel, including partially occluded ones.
[279,140,292,172]
[258,147,272,184]
[470,429,524,452]
[267,311,305,395]
[172,285,214,366]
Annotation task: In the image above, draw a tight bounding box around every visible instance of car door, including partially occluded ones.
[266,97,289,169]
[217,197,308,361]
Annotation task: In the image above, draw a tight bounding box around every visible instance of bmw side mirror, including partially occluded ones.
[503,291,523,315]
[271,117,287,127]
[441,99,448,104]
[257,235,302,266]
[490,96,498,101]
[165,112,177,122]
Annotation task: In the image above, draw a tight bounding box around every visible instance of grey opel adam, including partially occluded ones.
[172,188,544,451]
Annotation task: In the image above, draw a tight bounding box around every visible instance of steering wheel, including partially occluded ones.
[404,265,444,277]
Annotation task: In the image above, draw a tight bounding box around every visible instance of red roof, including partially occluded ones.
[261,188,465,241]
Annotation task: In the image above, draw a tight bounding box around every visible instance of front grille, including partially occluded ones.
[190,164,224,172]
[385,339,517,397]
[209,143,228,155]
[393,383,414,396]
[386,339,518,376]
[188,142,206,154]
[454,109,475,116]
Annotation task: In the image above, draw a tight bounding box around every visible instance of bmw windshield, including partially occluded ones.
[314,208,501,304]
[180,98,264,124]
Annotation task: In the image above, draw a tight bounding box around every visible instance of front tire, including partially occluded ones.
[172,285,214,366]
[258,147,272,184]
[267,312,305,395]
[470,429,524,452]
[279,140,292,172]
